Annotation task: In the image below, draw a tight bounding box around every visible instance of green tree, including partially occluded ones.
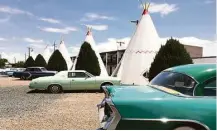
[148,38,193,81]
[24,56,35,68]
[35,54,47,67]
[0,58,8,68]
[47,50,67,71]
[75,41,100,76]
[13,61,25,68]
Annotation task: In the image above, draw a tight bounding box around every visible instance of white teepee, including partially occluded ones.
[72,28,108,77]
[42,45,52,63]
[120,3,161,85]
[59,40,73,70]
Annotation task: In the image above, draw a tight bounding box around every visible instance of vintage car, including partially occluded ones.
[29,70,120,93]
[97,64,216,130]
[13,67,56,80]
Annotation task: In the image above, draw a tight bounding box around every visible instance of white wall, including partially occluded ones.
[193,57,216,64]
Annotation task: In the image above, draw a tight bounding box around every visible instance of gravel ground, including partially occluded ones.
[0,77,104,130]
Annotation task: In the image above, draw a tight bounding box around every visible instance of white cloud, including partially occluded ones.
[0,37,7,41]
[39,27,77,34]
[69,46,80,56]
[204,0,215,4]
[0,16,10,23]
[81,13,115,21]
[1,52,37,63]
[0,5,33,16]
[140,3,178,16]
[23,38,44,43]
[85,24,108,31]
[39,17,61,24]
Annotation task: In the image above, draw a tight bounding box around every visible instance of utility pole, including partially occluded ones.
[53,41,57,51]
[25,53,26,61]
[14,57,16,64]
[116,41,125,66]
[27,47,33,57]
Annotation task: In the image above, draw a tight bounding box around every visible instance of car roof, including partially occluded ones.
[27,67,45,68]
[69,70,86,73]
[164,64,216,83]
[59,70,86,73]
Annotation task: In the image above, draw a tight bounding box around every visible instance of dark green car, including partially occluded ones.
[97,64,216,130]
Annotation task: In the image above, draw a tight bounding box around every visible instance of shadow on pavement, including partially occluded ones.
[27,89,102,94]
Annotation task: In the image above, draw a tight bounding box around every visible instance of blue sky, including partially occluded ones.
[0,0,216,62]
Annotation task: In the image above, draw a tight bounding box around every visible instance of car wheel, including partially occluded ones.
[174,126,195,130]
[48,85,62,94]
[100,83,113,92]
[21,75,26,80]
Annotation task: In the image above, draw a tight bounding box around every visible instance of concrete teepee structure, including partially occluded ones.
[42,45,52,63]
[120,3,161,85]
[72,27,108,77]
[58,38,73,70]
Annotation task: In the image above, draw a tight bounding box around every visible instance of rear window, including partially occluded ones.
[150,71,197,96]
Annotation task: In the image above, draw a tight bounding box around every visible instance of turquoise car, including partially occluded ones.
[29,70,120,93]
[97,64,216,130]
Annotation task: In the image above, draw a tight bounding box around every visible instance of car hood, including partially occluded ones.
[104,85,183,118]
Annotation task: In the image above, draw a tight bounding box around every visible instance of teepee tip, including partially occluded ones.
[142,2,150,15]
[86,27,92,36]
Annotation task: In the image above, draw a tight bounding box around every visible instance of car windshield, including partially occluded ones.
[149,71,197,96]
[85,72,94,77]
[55,71,67,77]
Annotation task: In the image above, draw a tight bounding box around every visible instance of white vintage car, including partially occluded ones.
[29,70,120,93]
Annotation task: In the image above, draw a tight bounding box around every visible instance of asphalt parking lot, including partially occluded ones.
[0,77,103,130]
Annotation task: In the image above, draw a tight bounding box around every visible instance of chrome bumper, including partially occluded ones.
[97,98,121,130]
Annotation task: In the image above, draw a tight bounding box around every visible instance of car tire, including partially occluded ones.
[174,126,195,130]
[21,75,26,80]
[48,85,62,94]
[100,83,113,92]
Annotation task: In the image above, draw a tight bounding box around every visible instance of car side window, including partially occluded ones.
[202,78,216,96]
[68,72,87,78]
[34,68,41,72]
[25,68,30,71]
[29,68,35,71]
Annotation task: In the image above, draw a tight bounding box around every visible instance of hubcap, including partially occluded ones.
[51,86,59,93]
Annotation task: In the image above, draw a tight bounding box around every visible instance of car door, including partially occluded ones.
[33,68,42,78]
[68,72,96,90]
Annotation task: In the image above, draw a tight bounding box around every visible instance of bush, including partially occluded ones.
[0,58,8,68]
[47,50,67,71]
[148,38,193,81]
[35,54,47,67]
[75,42,101,76]
[24,56,35,68]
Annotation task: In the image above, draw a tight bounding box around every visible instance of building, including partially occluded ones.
[71,44,203,75]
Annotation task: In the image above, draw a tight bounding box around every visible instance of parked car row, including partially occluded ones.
[29,70,120,93]
[26,64,216,130]
[0,68,25,76]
